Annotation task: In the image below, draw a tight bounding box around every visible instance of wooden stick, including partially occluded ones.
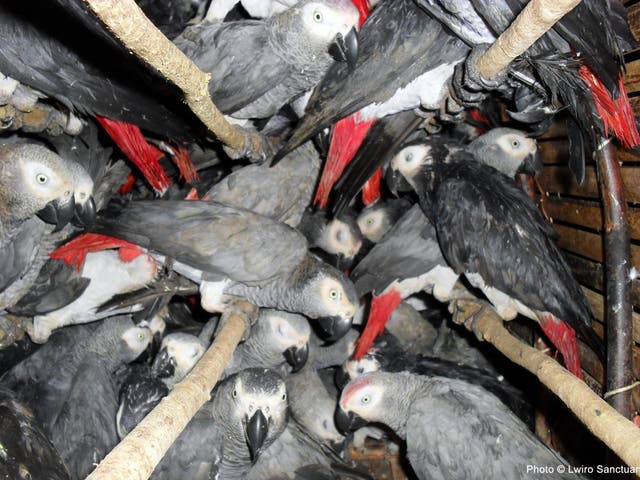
[81,0,269,159]
[477,0,582,80]
[453,300,640,469]
[86,301,255,480]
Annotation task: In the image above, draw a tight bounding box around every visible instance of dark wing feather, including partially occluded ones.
[276,0,468,158]
[351,205,445,296]
[331,110,422,217]
[432,160,593,332]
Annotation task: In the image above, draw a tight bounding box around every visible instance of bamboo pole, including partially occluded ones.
[81,0,271,160]
[86,301,256,480]
[476,0,582,80]
[452,299,640,470]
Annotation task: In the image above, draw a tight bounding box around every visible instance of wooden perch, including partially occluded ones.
[476,0,582,80]
[452,299,640,469]
[82,0,271,160]
[86,301,256,480]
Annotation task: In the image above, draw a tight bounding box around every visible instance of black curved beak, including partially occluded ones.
[73,196,96,227]
[334,366,351,390]
[519,150,543,177]
[329,27,359,70]
[246,409,268,462]
[385,168,412,197]
[316,315,353,342]
[335,408,367,434]
[151,348,175,379]
[283,343,309,373]
[37,196,76,231]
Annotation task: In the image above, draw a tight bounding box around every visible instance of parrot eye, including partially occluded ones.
[313,10,323,22]
[329,289,339,301]
[232,388,238,398]
[405,152,414,163]
[281,393,287,401]
[361,395,371,404]
[137,332,145,341]
[335,229,345,243]
[366,218,374,226]
[511,139,521,148]
[36,173,48,184]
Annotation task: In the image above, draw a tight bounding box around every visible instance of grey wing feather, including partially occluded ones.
[351,205,445,295]
[95,200,308,285]
[407,378,576,480]
[176,20,291,115]
[206,142,320,226]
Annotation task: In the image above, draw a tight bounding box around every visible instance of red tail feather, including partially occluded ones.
[538,313,584,380]
[97,117,171,195]
[184,187,200,200]
[468,108,491,135]
[350,0,370,27]
[118,173,136,195]
[579,66,640,149]
[171,146,200,184]
[362,167,382,205]
[314,115,375,209]
[50,233,141,271]
[354,289,402,359]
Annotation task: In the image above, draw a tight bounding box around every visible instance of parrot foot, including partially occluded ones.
[217,299,259,342]
[222,129,279,164]
[449,44,508,107]
[449,298,493,341]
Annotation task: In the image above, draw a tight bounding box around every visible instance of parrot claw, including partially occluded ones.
[449,44,509,108]
[217,299,259,342]
[449,298,493,342]
[222,130,279,164]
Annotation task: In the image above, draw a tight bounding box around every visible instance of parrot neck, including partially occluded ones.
[385,377,426,438]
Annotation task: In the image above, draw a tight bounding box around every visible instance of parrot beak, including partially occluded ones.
[316,315,353,342]
[334,366,350,390]
[519,150,543,177]
[246,409,268,463]
[335,407,367,433]
[329,438,346,454]
[385,167,413,197]
[151,348,176,379]
[283,343,309,372]
[328,27,359,70]
[73,195,96,227]
[37,195,76,231]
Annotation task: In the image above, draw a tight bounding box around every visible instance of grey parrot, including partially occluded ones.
[356,198,412,244]
[50,317,152,479]
[116,322,214,438]
[1,318,150,434]
[94,200,358,341]
[174,0,360,120]
[224,309,311,377]
[205,141,321,227]
[337,371,582,480]
[297,209,363,265]
[0,143,92,308]
[152,367,288,480]
[0,385,70,480]
[307,328,359,370]
[387,134,603,378]
[27,250,158,343]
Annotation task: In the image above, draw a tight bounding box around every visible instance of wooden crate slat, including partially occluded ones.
[582,287,640,344]
[539,165,640,202]
[543,196,640,240]
[564,252,640,306]
[624,58,640,94]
